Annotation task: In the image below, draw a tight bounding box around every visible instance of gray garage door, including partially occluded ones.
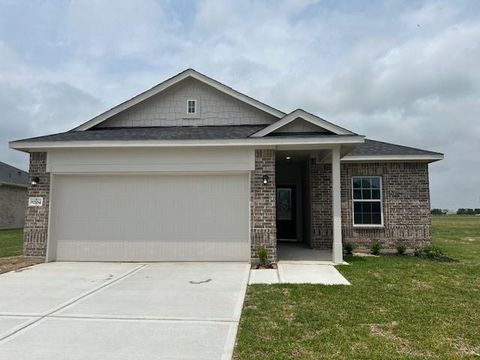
[50,174,250,261]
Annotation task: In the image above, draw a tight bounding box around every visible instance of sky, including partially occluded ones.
[0,0,479,209]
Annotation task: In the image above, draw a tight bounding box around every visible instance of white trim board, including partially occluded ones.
[342,154,444,162]
[10,135,365,151]
[250,109,355,137]
[74,69,285,131]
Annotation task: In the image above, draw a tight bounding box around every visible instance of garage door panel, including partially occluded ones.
[51,174,250,261]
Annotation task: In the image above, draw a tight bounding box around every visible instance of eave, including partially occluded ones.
[342,154,444,163]
[9,135,365,152]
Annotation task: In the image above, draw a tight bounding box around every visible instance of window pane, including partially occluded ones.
[362,189,371,199]
[372,189,381,199]
[361,178,371,188]
[353,178,362,189]
[353,189,362,199]
[363,202,372,212]
[362,212,372,224]
[188,100,196,113]
[371,177,380,189]
[372,213,382,224]
[354,202,362,212]
[354,212,363,224]
[353,200,382,225]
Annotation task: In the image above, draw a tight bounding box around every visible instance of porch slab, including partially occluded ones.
[249,265,350,285]
[277,243,334,264]
[277,264,350,285]
[249,269,279,284]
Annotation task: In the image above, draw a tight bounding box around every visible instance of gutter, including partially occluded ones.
[342,154,444,163]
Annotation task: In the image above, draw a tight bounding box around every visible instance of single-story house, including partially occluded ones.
[0,161,28,229]
[10,69,443,263]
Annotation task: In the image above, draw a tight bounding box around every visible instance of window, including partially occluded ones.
[352,176,383,226]
[187,100,197,114]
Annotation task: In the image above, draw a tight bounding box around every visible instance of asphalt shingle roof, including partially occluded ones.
[0,161,28,186]
[10,127,442,158]
[12,125,269,142]
[348,139,443,157]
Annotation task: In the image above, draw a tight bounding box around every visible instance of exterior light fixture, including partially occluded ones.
[285,156,291,160]
[262,175,269,184]
[31,177,40,186]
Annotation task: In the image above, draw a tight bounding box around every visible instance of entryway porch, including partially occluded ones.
[274,146,347,264]
[277,242,334,264]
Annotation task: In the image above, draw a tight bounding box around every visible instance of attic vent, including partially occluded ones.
[187,100,197,114]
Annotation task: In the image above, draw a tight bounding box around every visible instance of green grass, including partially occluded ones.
[235,216,480,359]
[0,228,23,257]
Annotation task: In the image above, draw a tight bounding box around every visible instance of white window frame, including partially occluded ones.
[187,99,197,114]
[351,176,384,227]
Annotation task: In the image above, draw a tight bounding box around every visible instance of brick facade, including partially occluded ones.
[310,161,432,251]
[23,152,50,258]
[21,149,431,261]
[310,163,333,249]
[341,162,432,250]
[250,149,277,261]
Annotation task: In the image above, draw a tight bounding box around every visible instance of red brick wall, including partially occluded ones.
[311,161,432,250]
[24,152,50,258]
[250,149,277,261]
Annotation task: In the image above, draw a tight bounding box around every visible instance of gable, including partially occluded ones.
[251,109,355,137]
[76,69,284,130]
[269,118,333,134]
[96,78,278,128]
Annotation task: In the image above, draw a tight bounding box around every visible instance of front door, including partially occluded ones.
[276,186,296,240]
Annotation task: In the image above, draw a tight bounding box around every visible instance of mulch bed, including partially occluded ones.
[0,256,43,274]
[252,263,277,269]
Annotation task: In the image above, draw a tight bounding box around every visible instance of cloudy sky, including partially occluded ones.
[1,0,479,209]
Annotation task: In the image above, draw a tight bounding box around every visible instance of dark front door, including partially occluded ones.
[276,186,296,240]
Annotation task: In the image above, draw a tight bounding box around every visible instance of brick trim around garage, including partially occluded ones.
[250,149,277,261]
[24,152,50,259]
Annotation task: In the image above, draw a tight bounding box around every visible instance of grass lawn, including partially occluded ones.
[0,228,41,274]
[0,228,23,257]
[235,216,480,359]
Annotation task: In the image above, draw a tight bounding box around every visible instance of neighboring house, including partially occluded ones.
[0,161,28,229]
[9,69,443,263]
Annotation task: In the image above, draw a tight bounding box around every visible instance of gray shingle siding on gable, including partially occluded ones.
[97,78,278,128]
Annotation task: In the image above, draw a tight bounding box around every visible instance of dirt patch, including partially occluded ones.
[412,279,434,290]
[446,337,480,357]
[369,323,430,358]
[0,256,43,274]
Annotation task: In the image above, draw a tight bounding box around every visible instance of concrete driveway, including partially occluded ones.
[0,262,250,360]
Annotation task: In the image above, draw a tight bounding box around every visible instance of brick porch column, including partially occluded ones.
[250,149,276,262]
